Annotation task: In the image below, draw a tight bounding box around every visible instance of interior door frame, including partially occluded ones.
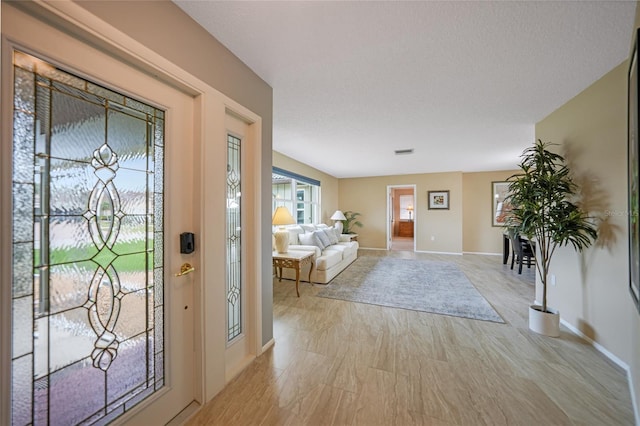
[0,1,264,423]
[386,184,417,251]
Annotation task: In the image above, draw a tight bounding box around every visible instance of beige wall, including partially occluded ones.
[273,151,340,223]
[463,171,518,254]
[338,172,463,253]
[74,1,275,344]
[536,60,640,414]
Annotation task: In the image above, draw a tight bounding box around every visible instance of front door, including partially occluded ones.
[4,7,197,425]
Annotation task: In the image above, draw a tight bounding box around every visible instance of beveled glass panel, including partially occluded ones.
[154,306,164,355]
[34,376,48,425]
[125,97,154,115]
[50,90,105,162]
[14,66,35,112]
[12,51,165,426]
[49,360,105,425]
[49,158,93,215]
[13,109,35,183]
[34,317,49,379]
[155,118,164,146]
[154,144,164,190]
[49,308,95,372]
[48,261,96,314]
[12,355,33,426]
[113,253,147,292]
[107,335,147,403]
[226,135,242,341]
[96,186,116,242]
[114,168,148,214]
[154,268,163,307]
[12,242,33,297]
[49,216,98,264]
[52,80,104,106]
[13,182,33,242]
[154,192,163,231]
[88,82,124,104]
[113,215,146,255]
[113,291,146,338]
[107,108,147,171]
[154,232,163,267]
[12,296,33,358]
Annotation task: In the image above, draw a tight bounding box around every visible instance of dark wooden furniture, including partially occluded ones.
[398,221,414,238]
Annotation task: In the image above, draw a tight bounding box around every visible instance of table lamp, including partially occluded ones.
[331,210,347,234]
[407,205,414,222]
[272,206,295,253]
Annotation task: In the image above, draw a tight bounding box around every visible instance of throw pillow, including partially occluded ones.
[298,232,317,247]
[323,228,339,245]
[301,224,316,233]
[314,230,331,249]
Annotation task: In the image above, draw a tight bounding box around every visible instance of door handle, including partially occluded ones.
[175,262,195,277]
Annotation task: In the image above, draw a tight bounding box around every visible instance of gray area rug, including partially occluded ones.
[317,256,504,323]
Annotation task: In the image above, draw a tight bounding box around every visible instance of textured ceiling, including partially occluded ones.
[174,1,636,178]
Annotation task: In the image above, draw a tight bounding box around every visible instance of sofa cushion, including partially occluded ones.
[326,242,357,259]
[287,245,321,258]
[315,249,342,271]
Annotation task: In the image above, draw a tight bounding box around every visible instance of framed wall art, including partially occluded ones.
[628,28,640,312]
[492,181,512,227]
[428,190,449,210]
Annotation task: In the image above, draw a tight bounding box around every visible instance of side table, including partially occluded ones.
[272,251,314,297]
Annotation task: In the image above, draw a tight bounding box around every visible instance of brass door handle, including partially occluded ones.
[175,262,195,277]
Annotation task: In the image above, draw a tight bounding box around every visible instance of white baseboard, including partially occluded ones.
[462,251,502,256]
[261,338,275,354]
[415,250,462,256]
[559,318,629,370]
[557,317,638,425]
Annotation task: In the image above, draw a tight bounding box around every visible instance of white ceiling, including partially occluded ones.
[174,1,636,178]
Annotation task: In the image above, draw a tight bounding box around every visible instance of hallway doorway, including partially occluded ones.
[387,185,416,251]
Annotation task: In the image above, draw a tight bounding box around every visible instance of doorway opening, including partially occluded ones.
[387,185,416,251]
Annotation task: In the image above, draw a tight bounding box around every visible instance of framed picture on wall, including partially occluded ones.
[427,190,449,210]
[492,181,512,227]
[628,28,640,312]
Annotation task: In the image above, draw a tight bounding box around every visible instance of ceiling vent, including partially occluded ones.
[394,148,414,155]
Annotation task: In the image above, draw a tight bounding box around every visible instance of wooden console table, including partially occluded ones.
[272,251,314,297]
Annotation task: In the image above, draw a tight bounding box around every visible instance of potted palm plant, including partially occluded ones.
[342,211,363,234]
[507,140,597,337]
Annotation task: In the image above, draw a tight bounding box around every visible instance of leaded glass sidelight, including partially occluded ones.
[226,134,242,341]
[11,51,165,425]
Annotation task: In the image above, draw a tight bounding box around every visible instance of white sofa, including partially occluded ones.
[278,224,359,284]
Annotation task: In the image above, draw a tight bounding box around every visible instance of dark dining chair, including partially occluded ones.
[510,234,535,274]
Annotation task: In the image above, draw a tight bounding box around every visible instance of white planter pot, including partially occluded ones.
[529,305,560,337]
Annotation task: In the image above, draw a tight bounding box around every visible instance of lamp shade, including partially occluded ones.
[330,210,347,221]
[272,206,295,226]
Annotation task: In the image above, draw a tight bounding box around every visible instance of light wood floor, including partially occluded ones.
[186,250,635,425]
[390,237,414,251]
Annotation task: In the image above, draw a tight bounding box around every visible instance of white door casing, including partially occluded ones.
[2,4,197,424]
[2,2,264,424]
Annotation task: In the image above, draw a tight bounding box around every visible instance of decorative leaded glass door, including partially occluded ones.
[9,45,196,424]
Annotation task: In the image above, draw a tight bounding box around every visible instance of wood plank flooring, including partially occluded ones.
[186,250,635,425]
